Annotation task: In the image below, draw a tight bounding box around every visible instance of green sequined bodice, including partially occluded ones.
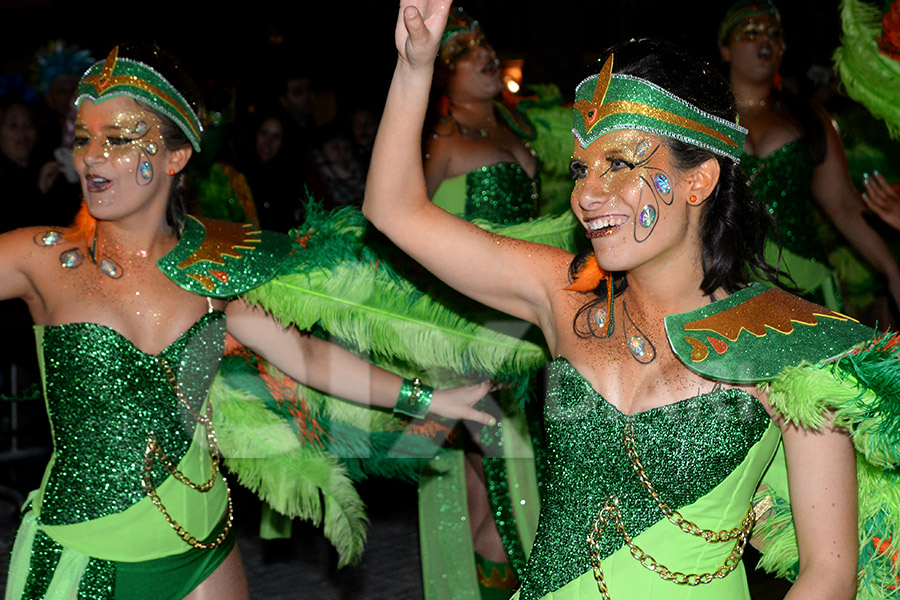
[465,162,539,226]
[518,358,772,600]
[37,311,225,526]
[742,140,826,262]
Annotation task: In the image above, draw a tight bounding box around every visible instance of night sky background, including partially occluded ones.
[1,0,848,121]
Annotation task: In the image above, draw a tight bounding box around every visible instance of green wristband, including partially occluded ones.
[394,378,434,419]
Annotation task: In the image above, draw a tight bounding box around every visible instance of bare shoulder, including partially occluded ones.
[0,225,73,303]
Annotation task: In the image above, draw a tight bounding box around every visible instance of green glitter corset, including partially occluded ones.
[36,311,225,526]
[465,162,539,226]
[741,139,826,262]
[517,358,772,600]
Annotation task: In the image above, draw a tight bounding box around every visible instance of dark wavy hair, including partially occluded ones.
[114,42,204,231]
[570,39,786,338]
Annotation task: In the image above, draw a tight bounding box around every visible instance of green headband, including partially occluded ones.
[718,0,782,46]
[75,46,203,152]
[573,55,747,162]
[439,6,484,65]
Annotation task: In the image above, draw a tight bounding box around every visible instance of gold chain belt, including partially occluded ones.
[140,356,234,550]
[587,422,754,599]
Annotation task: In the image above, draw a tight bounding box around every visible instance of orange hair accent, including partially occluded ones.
[64,202,97,244]
[565,255,609,292]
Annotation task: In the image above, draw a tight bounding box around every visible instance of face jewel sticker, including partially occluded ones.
[635,139,651,158]
[653,173,670,195]
[639,205,657,228]
[145,142,158,156]
[593,307,607,329]
[140,161,152,180]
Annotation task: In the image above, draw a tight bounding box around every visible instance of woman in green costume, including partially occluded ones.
[719,0,900,313]
[417,9,549,600]
[360,2,891,598]
[0,43,494,600]
[425,7,539,226]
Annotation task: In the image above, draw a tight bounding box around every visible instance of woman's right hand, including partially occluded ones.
[395,0,451,68]
[863,171,900,230]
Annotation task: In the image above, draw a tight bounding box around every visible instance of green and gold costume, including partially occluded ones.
[5,217,289,600]
[514,285,900,599]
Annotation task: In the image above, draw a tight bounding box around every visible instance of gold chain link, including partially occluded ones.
[587,422,754,599]
[140,356,233,549]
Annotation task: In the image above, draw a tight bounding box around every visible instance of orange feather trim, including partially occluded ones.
[565,255,608,292]
[64,202,96,244]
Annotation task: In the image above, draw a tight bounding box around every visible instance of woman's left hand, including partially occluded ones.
[863,171,900,230]
[395,0,451,68]
[430,380,497,426]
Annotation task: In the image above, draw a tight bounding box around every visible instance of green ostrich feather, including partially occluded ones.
[835,0,900,138]
[210,377,368,567]
[242,203,552,380]
[756,336,900,596]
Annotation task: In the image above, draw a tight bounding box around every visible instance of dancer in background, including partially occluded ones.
[720,0,900,315]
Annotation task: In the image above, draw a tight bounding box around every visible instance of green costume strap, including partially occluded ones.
[665,284,872,383]
[75,46,203,152]
[157,215,291,298]
[573,54,747,161]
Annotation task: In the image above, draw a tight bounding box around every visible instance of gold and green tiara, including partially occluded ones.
[573,55,747,162]
[75,46,203,152]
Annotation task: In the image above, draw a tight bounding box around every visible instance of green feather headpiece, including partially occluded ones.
[75,46,203,152]
[572,55,747,162]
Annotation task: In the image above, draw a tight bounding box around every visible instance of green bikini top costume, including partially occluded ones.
[741,140,826,263]
[33,217,289,549]
[519,286,900,600]
[432,162,539,226]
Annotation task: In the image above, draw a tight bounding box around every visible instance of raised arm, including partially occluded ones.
[363,1,570,327]
[810,110,900,308]
[225,300,495,425]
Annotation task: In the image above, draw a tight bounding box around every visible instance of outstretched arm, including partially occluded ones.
[810,110,900,307]
[363,1,570,328]
[225,300,495,425]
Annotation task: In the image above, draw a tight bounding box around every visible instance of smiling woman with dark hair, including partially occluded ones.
[363,2,900,599]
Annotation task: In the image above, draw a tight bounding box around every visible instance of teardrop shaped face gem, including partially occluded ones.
[134,120,147,135]
[140,161,152,180]
[593,308,607,329]
[638,205,657,228]
[635,139,651,158]
[36,230,63,246]
[98,258,123,279]
[628,335,647,357]
[59,249,83,268]
[653,173,670,195]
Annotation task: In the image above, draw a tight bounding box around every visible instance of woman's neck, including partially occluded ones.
[93,217,177,262]
[447,97,497,126]
[731,76,775,111]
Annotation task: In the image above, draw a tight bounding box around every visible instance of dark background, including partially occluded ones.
[0,0,845,116]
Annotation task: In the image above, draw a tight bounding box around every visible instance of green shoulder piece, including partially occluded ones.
[157,215,291,298]
[664,285,874,383]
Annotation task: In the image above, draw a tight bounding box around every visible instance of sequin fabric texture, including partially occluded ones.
[517,358,772,600]
[465,162,539,226]
[741,139,826,262]
[38,312,225,524]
